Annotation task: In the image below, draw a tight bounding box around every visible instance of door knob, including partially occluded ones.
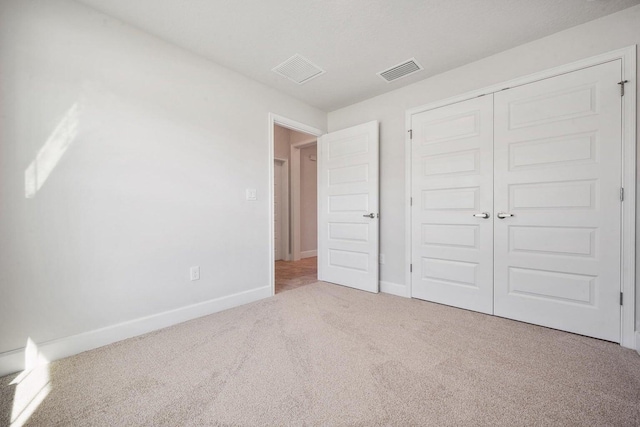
[497,212,514,219]
[362,213,377,218]
[473,212,490,219]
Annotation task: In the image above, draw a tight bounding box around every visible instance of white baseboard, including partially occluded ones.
[380,281,409,298]
[0,286,271,377]
[301,250,317,259]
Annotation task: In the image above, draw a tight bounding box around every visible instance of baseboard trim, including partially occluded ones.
[0,286,271,377]
[380,281,409,298]
[301,250,317,259]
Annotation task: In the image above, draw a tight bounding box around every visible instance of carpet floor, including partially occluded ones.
[2,281,640,426]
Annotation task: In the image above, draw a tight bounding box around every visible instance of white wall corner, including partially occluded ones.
[0,286,271,377]
[636,331,640,356]
[380,281,410,298]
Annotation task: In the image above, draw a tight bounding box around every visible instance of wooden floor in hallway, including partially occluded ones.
[275,256,317,294]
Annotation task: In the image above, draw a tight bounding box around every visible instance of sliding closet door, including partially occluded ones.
[411,95,494,314]
[493,60,622,341]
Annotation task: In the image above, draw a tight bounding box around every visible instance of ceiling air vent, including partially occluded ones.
[272,54,326,85]
[377,58,423,83]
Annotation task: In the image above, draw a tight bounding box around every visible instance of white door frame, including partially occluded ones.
[290,139,317,261]
[268,113,324,296]
[274,157,290,262]
[404,46,636,348]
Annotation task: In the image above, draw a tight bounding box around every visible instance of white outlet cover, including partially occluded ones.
[190,266,200,281]
[246,188,257,201]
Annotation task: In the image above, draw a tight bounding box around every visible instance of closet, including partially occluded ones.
[410,60,623,342]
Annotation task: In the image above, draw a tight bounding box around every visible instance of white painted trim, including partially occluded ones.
[268,114,323,295]
[301,250,317,259]
[636,332,640,356]
[0,286,271,377]
[274,158,290,261]
[620,46,636,349]
[405,109,413,299]
[406,46,636,116]
[291,140,317,261]
[380,281,409,298]
[405,46,636,348]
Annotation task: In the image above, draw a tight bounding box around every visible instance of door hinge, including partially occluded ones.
[408,129,413,139]
[620,292,624,305]
[618,80,629,96]
[410,197,413,206]
[410,264,413,273]
[620,187,624,202]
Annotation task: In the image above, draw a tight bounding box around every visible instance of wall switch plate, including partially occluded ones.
[246,188,257,201]
[379,254,385,264]
[190,266,200,281]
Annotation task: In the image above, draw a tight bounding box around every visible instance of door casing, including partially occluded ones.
[268,114,324,296]
[290,140,317,261]
[405,46,636,349]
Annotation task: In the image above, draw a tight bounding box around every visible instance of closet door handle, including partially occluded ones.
[497,212,514,219]
[473,212,490,219]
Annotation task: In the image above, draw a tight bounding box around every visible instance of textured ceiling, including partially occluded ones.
[74,0,640,111]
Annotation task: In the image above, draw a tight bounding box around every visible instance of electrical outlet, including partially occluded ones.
[246,188,257,201]
[190,266,200,281]
[379,254,385,264]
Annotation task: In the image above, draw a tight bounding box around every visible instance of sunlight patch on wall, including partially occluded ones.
[25,103,79,198]
[9,338,51,427]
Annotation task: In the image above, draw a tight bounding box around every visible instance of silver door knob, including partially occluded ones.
[362,213,376,218]
[497,212,514,219]
[473,212,490,219]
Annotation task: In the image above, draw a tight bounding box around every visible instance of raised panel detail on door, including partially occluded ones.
[318,121,379,293]
[509,180,597,210]
[411,95,494,314]
[421,224,478,248]
[507,84,596,129]
[507,267,595,305]
[494,60,622,342]
[422,187,479,211]
[509,133,596,170]
[329,223,369,242]
[509,226,596,257]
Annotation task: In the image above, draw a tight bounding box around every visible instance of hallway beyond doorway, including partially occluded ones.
[275,257,317,294]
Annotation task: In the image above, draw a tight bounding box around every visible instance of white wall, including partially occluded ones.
[300,145,317,254]
[328,5,640,328]
[0,0,325,370]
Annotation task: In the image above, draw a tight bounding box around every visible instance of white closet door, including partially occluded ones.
[411,95,494,314]
[318,121,379,293]
[493,60,622,341]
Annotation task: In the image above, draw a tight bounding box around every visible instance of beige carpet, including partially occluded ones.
[2,282,640,426]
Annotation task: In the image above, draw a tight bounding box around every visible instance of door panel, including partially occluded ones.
[493,60,622,342]
[318,121,379,293]
[411,95,494,313]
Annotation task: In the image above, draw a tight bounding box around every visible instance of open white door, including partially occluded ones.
[318,121,379,293]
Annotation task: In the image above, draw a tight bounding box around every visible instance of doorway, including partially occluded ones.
[269,115,323,295]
